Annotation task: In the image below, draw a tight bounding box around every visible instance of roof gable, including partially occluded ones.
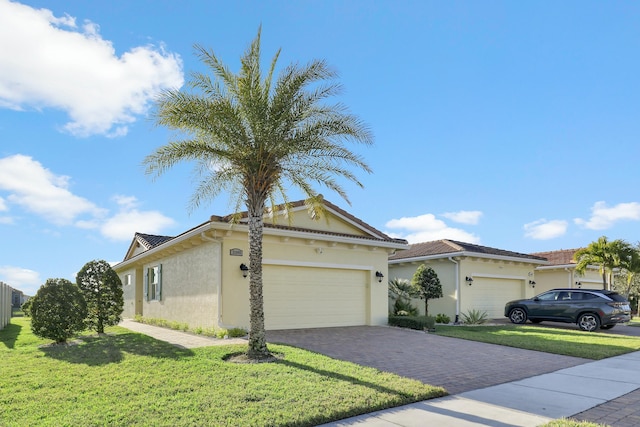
[389,239,548,263]
[123,232,174,260]
[211,197,401,242]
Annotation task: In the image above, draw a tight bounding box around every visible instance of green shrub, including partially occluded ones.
[228,327,247,338]
[389,315,435,331]
[30,278,88,343]
[435,313,451,324]
[392,298,419,316]
[21,299,32,317]
[461,309,488,325]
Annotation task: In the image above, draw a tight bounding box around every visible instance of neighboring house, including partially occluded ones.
[530,249,604,292]
[11,288,26,309]
[388,240,548,320]
[113,199,408,331]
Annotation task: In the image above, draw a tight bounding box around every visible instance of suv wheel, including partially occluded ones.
[509,307,527,324]
[578,313,600,332]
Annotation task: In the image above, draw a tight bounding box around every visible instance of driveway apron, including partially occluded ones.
[266,326,588,395]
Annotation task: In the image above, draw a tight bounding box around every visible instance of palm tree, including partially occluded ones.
[143,28,372,360]
[574,236,631,290]
[617,243,640,300]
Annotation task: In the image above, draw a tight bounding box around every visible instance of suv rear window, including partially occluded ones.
[605,292,628,302]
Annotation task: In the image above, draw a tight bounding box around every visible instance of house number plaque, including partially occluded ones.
[229,248,243,256]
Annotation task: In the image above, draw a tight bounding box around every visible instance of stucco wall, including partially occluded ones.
[534,267,604,293]
[390,257,540,321]
[220,232,389,329]
[388,261,457,318]
[125,241,221,329]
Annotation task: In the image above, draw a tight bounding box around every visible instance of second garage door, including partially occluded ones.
[263,265,368,330]
[464,277,524,319]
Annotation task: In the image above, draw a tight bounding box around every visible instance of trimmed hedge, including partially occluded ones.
[388,315,436,331]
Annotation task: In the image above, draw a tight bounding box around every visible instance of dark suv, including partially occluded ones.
[505,288,631,332]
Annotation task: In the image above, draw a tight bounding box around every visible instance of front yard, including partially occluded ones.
[0,317,445,426]
[434,323,640,359]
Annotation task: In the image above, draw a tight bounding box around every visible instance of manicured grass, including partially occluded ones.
[542,420,609,427]
[434,324,640,359]
[0,317,446,427]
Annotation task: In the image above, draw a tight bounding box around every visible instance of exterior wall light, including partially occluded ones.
[240,263,249,278]
[375,271,384,283]
[465,276,473,285]
[529,280,536,287]
[575,281,582,288]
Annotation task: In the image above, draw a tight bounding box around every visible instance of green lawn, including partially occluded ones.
[434,324,640,359]
[0,317,445,427]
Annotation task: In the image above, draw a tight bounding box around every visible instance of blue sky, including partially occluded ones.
[2,0,640,296]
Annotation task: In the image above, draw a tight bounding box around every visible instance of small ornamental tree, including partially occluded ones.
[76,260,124,334]
[410,264,442,317]
[30,278,87,343]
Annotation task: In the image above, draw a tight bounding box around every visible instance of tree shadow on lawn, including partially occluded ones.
[274,357,447,423]
[40,332,194,366]
[0,322,22,349]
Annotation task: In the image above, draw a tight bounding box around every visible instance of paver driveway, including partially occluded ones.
[267,326,589,395]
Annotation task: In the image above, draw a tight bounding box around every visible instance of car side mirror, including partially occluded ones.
[533,297,539,301]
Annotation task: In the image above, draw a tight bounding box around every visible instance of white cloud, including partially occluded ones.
[0,196,7,211]
[0,155,175,239]
[385,213,480,244]
[100,195,175,241]
[0,154,106,225]
[441,210,482,225]
[0,0,184,137]
[0,265,41,296]
[524,219,568,240]
[574,201,640,230]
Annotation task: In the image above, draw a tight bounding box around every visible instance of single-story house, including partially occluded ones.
[113,199,408,331]
[529,249,604,292]
[388,240,549,320]
[388,241,605,321]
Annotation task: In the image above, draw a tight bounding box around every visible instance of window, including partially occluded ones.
[124,274,132,286]
[144,264,162,301]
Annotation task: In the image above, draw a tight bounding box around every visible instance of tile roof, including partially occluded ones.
[529,249,580,265]
[135,232,174,249]
[389,239,548,262]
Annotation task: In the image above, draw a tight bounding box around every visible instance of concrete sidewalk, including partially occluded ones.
[319,351,640,426]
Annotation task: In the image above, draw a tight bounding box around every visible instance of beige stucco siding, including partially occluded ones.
[119,267,137,318]
[390,257,540,321]
[270,208,369,236]
[220,233,389,329]
[534,268,604,294]
[388,261,458,319]
[141,241,221,329]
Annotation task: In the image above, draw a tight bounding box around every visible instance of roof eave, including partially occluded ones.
[390,251,549,265]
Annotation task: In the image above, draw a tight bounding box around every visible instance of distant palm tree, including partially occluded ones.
[574,236,631,290]
[617,243,640,299]
[144,28,372,360]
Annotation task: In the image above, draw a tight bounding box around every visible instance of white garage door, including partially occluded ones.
[466,278,524,319]
[263,265,368,330]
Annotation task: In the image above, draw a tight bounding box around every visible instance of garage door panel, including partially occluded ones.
[466,278,524,318]
[264,266,367,330]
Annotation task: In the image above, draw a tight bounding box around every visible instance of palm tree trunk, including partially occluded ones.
[247,204,270,359]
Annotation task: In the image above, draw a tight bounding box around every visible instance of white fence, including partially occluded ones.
[0,281,12,330]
